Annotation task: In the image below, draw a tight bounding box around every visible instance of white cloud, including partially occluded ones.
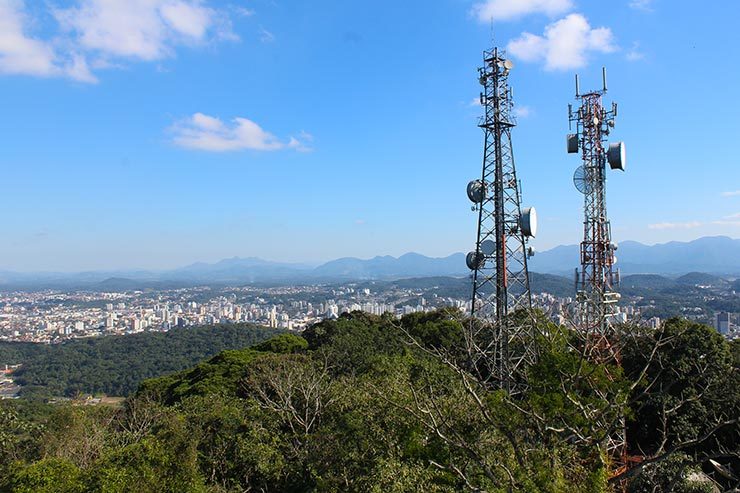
[0,0,238,83]
[629,0,655,12]
[0,0,97,82]
[507,14,617,71]
[722,190,740,197]
[514,105,532,118]
[648,221,702,230]
[54,0,234,62]
[0,0,56,76]
[170,113,310,152]
[472,0,573,22]
[712,220,740,227]
[626,41,645,61]
[259,27,275,43]
[232,7,254,18]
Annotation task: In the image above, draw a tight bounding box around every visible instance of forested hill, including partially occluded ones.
[0,311,736,492]
[1,324,281,399]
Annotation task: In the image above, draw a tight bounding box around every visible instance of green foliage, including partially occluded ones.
[10,323,282,398]
[252,333,308,354]
[0,342,48,367]
[6,458,84,493]
[623,318,738,457]
[400,308,464,352]
[0,312,736,492]
[140,348,262,405]
[302,311,405,375]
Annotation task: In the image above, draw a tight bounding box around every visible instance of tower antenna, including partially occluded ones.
[567,67,629,478]
[466,45,537,394]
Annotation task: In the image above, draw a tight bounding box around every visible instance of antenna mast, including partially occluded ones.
[567,67,628,475]
[466,46,537,393]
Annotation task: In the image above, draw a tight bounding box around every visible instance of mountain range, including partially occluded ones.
[0,236,737,289]
[528,236,740,276]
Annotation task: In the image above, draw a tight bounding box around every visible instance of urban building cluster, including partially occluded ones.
[0,284,449,343]
[0,281,736,344]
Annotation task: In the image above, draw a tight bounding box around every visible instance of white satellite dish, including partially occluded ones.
[519,207,537,238]
[607,142,626,171]
[480,239,495,256]
[503,59,514,70]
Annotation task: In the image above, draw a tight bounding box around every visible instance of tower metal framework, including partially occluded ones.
[466,47,536,392]
[567,69,628,475]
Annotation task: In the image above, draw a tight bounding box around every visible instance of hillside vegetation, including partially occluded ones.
[1,324,281,399]
[0,311,737,492]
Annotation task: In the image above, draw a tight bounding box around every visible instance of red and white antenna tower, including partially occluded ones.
[567,68,628,474]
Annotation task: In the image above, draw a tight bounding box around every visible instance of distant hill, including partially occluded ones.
[1,236,739,288]
[312,253,466,279]
[620,274,677,290]
[530,236,740,275]
[169,257,313,282]
[530,273,573,298]
[675,272,729,287]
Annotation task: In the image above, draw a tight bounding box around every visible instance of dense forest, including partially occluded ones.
[0,311,737,492]
[1,324,281,398]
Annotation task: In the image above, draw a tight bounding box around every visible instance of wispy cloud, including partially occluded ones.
[0,0,239,83]
[629,0,655,12]
[724,213,740,219]
[648,221,702,230]
[259,27,275,43]
[507,14,617,71]
[722,190,740,197]
[170,113,311,153]
[472,0,573,22]
[514,105,533,118]
[626,41,645,61]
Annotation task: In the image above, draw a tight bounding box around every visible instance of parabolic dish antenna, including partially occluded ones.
[503,59,514,70]
[573,166,591,194]
[480,239,496,256]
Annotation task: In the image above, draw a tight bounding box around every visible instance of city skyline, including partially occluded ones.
[1,0,739,271]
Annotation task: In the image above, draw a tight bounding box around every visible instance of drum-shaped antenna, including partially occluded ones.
[607,142,626,171]
[567,134,579,153]
[519,207,538,238]
[467,180,485,203]
[466,251,485,270]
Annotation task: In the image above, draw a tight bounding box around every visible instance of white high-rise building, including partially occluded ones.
[715,312,731,335]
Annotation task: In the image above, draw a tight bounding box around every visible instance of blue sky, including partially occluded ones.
[0,0,738,271]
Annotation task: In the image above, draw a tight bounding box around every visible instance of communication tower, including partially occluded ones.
[567,68,628,474]
[466,46,537,392]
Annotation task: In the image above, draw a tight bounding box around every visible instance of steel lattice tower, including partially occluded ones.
[466,47,537,392]
[567,69,628,475]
